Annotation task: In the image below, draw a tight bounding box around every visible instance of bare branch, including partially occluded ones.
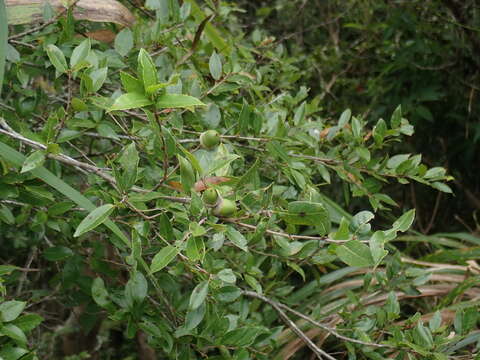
[242,291,337,360]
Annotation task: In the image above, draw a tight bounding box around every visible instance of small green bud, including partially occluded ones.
[200,130,221,149]
[213,198,236,217]
[203,188,219,206]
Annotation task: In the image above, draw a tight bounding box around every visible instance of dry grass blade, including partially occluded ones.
[278,263,480,358]
[6,0,135,27]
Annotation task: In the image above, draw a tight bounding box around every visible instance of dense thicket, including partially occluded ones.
[0,1,479,360]
[239,0,480,232]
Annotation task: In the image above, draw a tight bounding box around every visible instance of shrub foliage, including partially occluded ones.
[0,1,478,359]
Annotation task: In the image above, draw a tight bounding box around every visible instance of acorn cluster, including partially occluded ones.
[199,130,237,217]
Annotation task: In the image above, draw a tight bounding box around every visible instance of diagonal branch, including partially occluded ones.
[242,290,394,350]
[242,291,337,360]
[0,118,191,203]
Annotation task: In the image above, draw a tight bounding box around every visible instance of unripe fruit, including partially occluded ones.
[213,198,236,217]
[200,130,221,149]
[203,188,219,206]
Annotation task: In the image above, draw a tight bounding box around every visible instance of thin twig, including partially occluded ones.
[225,219,353,244]
[243,290,394,350]
[0,118,190,203]
[242,291,337,360]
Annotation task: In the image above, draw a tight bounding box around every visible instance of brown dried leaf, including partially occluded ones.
[6,0,135,27]
[84,29,116,43]
[194,176,230,192]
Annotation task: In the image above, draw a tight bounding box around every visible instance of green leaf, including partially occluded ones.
[91,277,110,307]
[189,281,209,310]
[0,141,130,249]
[235,158,259,191]
[431,182,453,194]
[369,231,388,267]
[184,0,230,54]
[125,272,148,306]
[74,204,115,237]
[245,274,262,294]
[392,209,415,233]
[109,92,153,111]
[186,237,204,262]
[178,155,195,192]
[120,72,144,94]
[0,0,7,97]
[150,245,179,273]
[391,105,402,128]
[185,302,206,330]
[0,346,28,360]
[221,326,266,346]
[13,314,43,332]
[336,240,374,267]
[338,108,351,127]
[43,246,74,261]
[0,204,14,225]
[0,301,26,322]
[225,226,248,251]
[293,101,306,125]
[118,142,139,190]
[332,217,350,240]
[217,286,241,302]
[209,51,222,80]
[217,269,236,284]
[282,201,330,235]
[46,44,68,74]
[89,67,108,93]
[138,48,157,90]
[115,28,134,57]
[20,150,45,173]
[0,324,27,345]
[70,38,90,68]
[157,93,205,109]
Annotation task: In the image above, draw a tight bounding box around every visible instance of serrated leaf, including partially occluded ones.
[74,204,115,237]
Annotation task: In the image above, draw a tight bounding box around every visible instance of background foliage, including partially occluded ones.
[0,1,479,359]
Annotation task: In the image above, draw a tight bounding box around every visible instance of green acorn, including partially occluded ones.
[213,198,236,217]
[203,188,219,206]
[200,130,221,149]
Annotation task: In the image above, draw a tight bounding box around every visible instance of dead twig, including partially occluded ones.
[242,291,337,360]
